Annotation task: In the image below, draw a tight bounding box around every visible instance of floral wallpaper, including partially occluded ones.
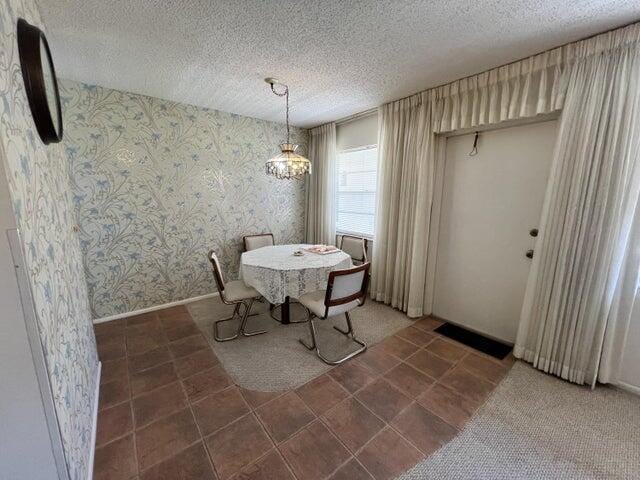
[60,80,308,319]
[0,1,99,479]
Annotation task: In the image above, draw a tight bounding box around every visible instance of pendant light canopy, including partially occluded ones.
[265,78,311,180]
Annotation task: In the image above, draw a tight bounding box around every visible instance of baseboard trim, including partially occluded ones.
[93,292,220,324]
[614,380,640,396]
[87,361,101,480]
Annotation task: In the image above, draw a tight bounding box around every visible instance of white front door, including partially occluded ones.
[433,120,557,343]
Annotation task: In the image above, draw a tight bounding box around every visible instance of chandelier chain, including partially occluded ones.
[265,79,310,180]
[270,82,290,144]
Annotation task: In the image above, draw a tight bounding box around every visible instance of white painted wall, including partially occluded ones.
[617,299,640,392]
[433,121,557,343]
[336,112,378,151]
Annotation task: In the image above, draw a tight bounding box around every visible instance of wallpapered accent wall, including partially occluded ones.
[60,80,308,319]
[0,2,99,479]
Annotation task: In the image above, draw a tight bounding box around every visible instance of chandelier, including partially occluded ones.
[265,78,312,180]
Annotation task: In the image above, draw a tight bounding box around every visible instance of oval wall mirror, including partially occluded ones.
[17,18,63,144]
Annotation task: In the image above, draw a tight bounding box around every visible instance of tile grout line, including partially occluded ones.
[314,352,449,467]
[239,388,287,411]
[177,314,297,479]
[131,309,221,476]
[95,307,510,480]
[313,415,367,480]
[408,347,490,428]
[235,379,313,478]
[172,332,233,477]
[249,412,300,480]
[315,410,378,479]
[264,392,318,445]
[127,310,212,477]
[344,377,439,460]
[176,368,221,480]
[126,313,148,480]
[412,382,477,431]
[335,344,472,462]
[125,315,138,479]
[235,376,311,478]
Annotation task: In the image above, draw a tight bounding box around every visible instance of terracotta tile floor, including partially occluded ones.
[93,305,514,480]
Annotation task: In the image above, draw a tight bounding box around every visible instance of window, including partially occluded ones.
[336,146,378,238]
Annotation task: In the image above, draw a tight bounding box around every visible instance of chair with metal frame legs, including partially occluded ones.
[242,233,304,323]
[339,234,368,264]
[208,250,267,342]
[298,262,370,365]
[269,297,308,325]
[243,233,275,252]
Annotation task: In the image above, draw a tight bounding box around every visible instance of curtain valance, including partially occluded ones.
[373,21,640,387]
[431,48,565,132]
[373,21,640,327]
[565,21,640,60]
[387,22,640,133]
[514,21,640,386]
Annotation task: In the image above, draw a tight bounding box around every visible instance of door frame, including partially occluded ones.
[423,112,561,335]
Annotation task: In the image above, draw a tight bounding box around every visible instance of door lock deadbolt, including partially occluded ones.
[529,228,538,237]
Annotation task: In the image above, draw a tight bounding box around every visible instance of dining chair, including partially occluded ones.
[243,233,275,251]
[241,232,290,320]
[208,250,267,342]
[339,235,368,264]
[298,262,370,365]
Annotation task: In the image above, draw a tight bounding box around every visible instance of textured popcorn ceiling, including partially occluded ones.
[41,0,639,127]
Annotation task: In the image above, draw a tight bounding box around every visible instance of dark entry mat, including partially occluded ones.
[434,323,512,360]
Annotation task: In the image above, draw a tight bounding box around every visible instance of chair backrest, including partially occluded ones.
[323,262,370,316]
[243,233,275,252]
[207,250,226,294]
[339,235,368,263]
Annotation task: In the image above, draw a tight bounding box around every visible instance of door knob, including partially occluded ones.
[526,249,534,259]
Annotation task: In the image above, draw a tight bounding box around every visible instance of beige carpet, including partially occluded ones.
[188,296,412,391]
[399,362,640,480]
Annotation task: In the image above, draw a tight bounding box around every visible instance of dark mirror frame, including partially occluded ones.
[17,18,63,144]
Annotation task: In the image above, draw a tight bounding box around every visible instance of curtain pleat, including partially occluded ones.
[373,22,640,385]
[514,25,640,385]
[371,96,435,317]
[305,123,336,245]
[433,48,565,133]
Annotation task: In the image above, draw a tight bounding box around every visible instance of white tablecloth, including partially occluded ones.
[239,244,352,304]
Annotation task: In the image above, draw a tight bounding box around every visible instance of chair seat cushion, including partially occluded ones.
[223,280,260,302]
[299,290,360,319]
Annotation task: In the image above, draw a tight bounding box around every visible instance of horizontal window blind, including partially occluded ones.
[336,146,378,238]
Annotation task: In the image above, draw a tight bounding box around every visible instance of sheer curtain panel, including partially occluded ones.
[515,25,640,385]
[305,123,337,245]
[372,32,569,316]
[372,22,640,386]
[371,96,436,317]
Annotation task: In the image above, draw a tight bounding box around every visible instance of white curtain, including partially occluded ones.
[514,25,640,385]
[432,48,565,133]
[371,95,436,317]
[305,123,336,245]
[598,205,640,384]
[373,22,640,385]
[372,37,567,317]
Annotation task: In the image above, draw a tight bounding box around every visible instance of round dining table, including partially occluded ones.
[239,244,352,324]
